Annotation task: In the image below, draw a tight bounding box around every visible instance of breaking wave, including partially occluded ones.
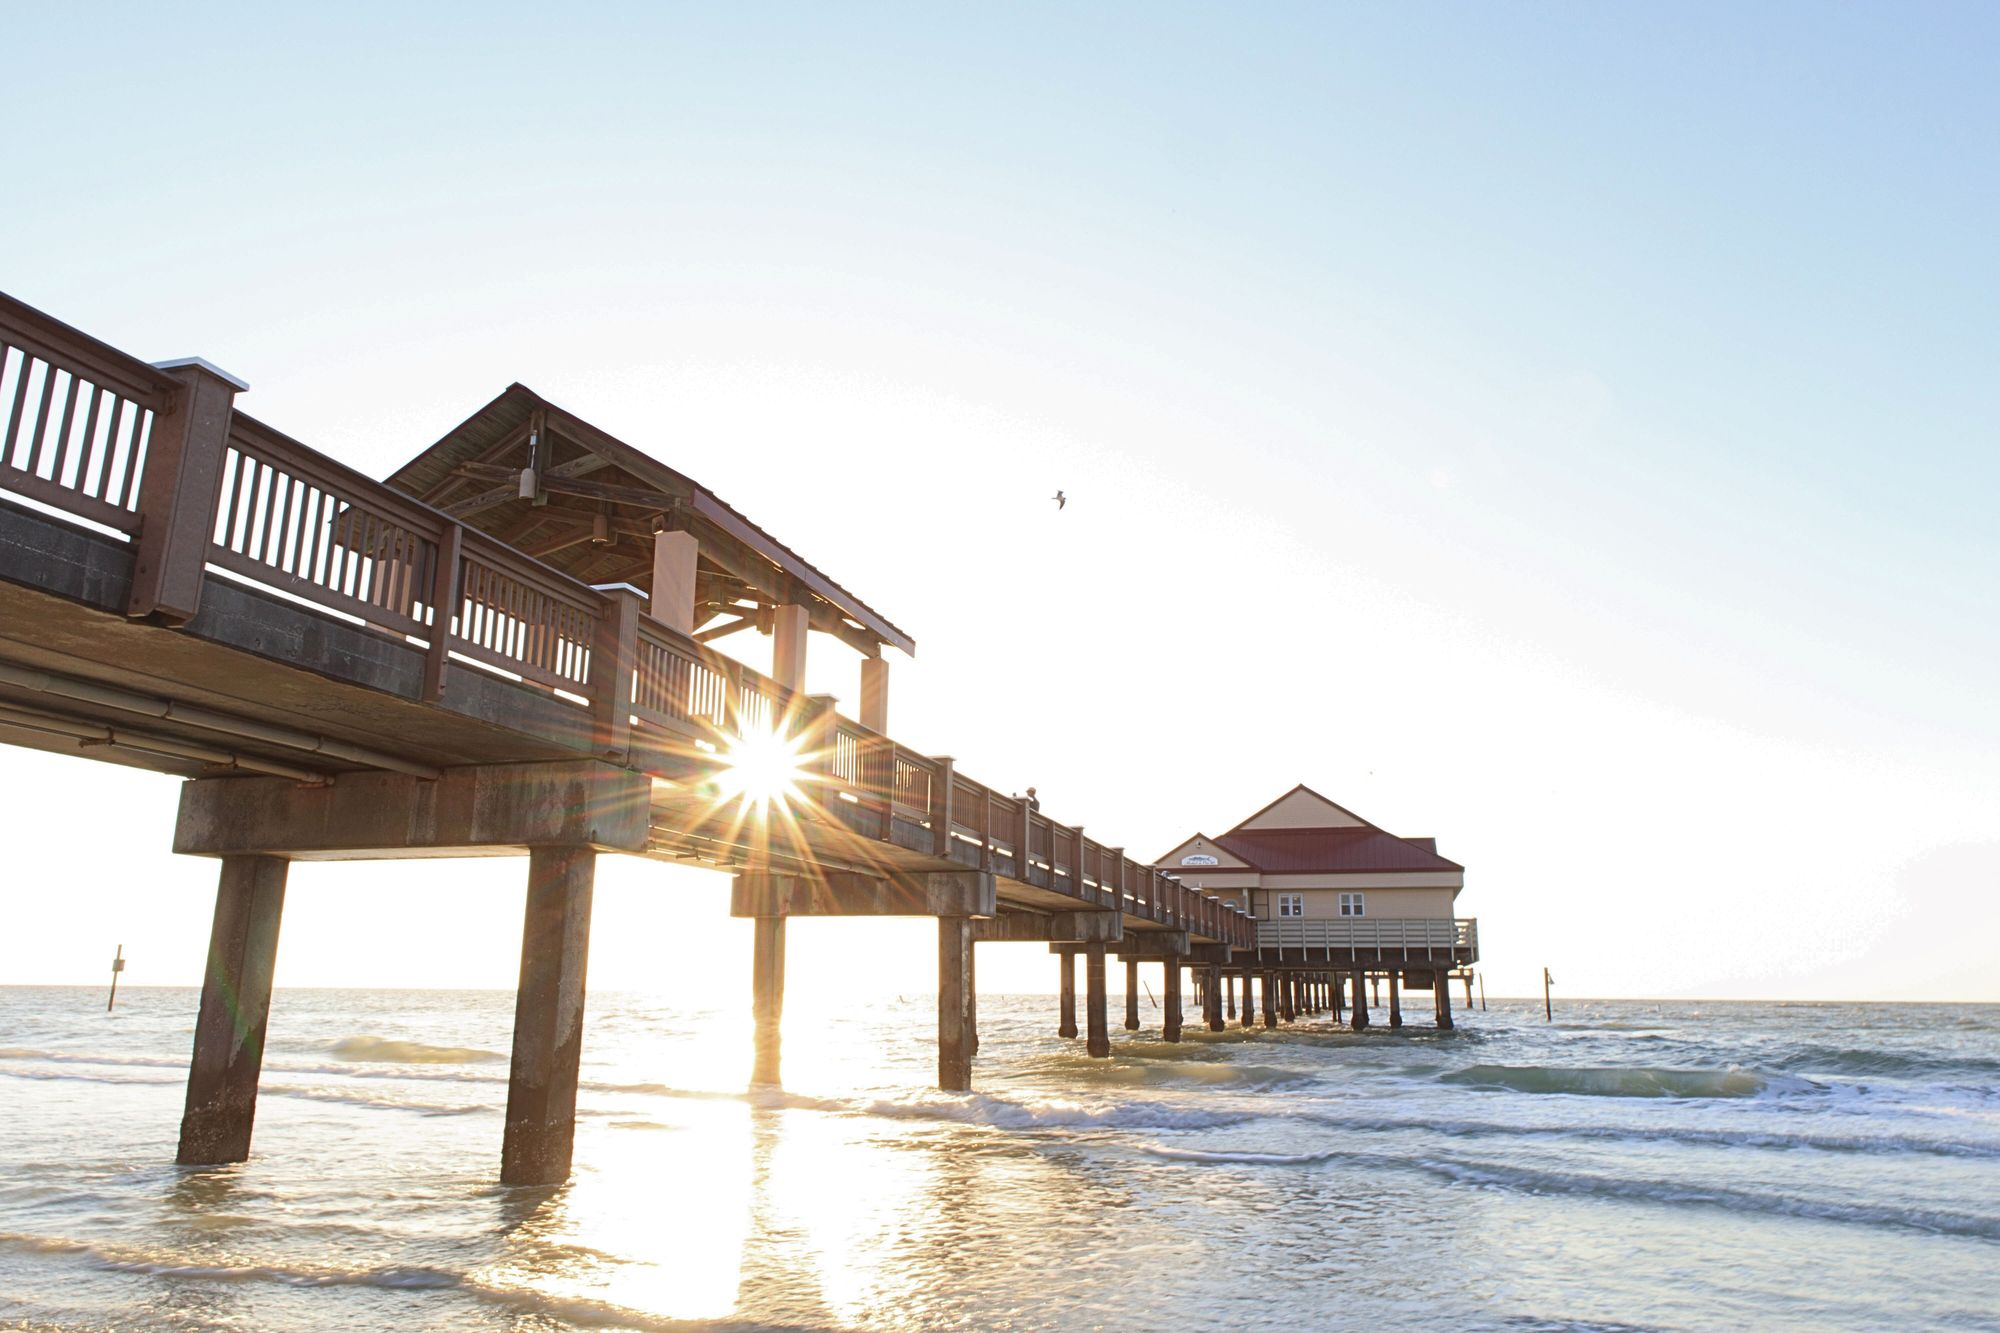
[1442,1064,1780,1099]
[327,1036,506,1065]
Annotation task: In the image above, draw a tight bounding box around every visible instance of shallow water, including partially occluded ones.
[1,988,1997,1331]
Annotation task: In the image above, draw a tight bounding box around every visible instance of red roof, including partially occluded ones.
[1212,827,1464,875]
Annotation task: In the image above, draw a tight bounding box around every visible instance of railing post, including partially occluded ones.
[800,694,839,786]
[588,587,643,760]
[928,757,955,859]
[127,358,245,624]
[420,523,463,703]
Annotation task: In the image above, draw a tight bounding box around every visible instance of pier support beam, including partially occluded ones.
[750,916,785,1085]
[1435,968,1455,1031]
[1204,964,1225,1032]
[938,917,974,1090]
[1084,943,1110,1057]
[1262,970,1277,1028]
[1058,950,1078,1038]
[1389,971,1403,1028]
[502,845,596,1185]
[1162,958,1183,1042]
[1224,970,1237,1021]
[178,854,288,1166]
[1124,958,1141,1030]
[1350,969,1371,1031]
[1279,973,1295,1023]
[1241,970,1255,1028]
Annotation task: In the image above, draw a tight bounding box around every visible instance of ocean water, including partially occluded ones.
[1,988,1996,1332]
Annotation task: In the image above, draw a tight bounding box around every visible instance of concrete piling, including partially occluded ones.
[501,845,596,1185]
[1350,969,1370,1031]
[1389,970,1403,1028]
[1162,958,1183,1042]
[938,917,974,1089]
[751,915,786,1086]
[1124,957,1141,1031]
[1435,967,1455,1031]
[177,854,288,1166]
[1084,942,1110,1057]
[1058,949,1078,1038]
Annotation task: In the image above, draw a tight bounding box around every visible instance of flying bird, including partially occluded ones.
[1052,490,1066,510]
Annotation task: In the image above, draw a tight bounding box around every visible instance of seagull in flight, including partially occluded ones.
[1052,490,1066,510]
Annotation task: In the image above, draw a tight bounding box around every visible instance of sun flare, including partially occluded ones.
[717,726,809,811]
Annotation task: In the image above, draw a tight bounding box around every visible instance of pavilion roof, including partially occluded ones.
[382,385,913,657]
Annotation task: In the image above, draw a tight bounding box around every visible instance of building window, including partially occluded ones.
[1339,893,1366,917]
[1277,893,1304,918]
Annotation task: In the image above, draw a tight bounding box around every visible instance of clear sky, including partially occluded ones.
[3,3,1996,1002]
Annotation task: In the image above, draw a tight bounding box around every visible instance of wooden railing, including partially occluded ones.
[0,290,1256,948]
[0,301,168,535]
[1255,918,1478,959]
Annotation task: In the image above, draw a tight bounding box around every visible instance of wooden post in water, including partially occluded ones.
[1435,967,1455,1031]
[1543,967,1553,1022]
[1464,972,1474,1009]
[1057,949,1078,1038]
[178,855,288,1166]
[1388,970,1403,1028]
[106,944,124,1012]
[502,846,597,1185]
[1204,964,1225,1032]
[1084,943,1110,1058]
[1261,970,1277,1028]
[1241,970,1256,1028]
[1479,971,1488,1012]
[1224,969,1237,1021]
[1350,969,1370,1031]
[1162,958,1183,1042]
[1124,957,1141,1030]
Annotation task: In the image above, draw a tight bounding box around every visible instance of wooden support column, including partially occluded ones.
[1084,942,1110,1057]
[938,917,974,1090]
[1262,970,1277,1028]
[1124,957,1141,1031]
[1224,969,1237,1020]
[502,846,596,1185]
[1241,970,1256,1028]
[1279,972,1294,1023]
[1351,969,1371,1031]
[1057,949,1078,1038]
[1389,971,1403,1028]
[1333,971,1345,1021]
[177,854,287,1165]
[751,916,786,1085]
[772,603,808,690]
[650,529,699,634]
[859,654,890,734]
[1204,964,1225,1032]
[1435,968,1455,1030]
[1162,958,1184,1042]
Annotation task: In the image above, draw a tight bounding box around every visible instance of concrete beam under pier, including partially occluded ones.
[980,909,1120,943]
[731,869,995,918]
[174,762,651,858]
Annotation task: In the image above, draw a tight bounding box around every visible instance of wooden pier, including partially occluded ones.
[0,291,1473,1185]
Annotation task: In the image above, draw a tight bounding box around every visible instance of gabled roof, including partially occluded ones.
[382,385,914,657]
[1214,827,1463,874]
[1151,783,1463,876]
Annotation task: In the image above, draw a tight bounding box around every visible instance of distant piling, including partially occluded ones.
[1543,967,1553,1022]
[106,944,125,1012]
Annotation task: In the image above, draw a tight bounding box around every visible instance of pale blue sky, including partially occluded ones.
[3,4,1996,998]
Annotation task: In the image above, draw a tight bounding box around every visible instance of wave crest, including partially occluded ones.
[1442,1064,1772,1099]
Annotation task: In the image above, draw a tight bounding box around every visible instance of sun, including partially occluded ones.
[717,725,808,811]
